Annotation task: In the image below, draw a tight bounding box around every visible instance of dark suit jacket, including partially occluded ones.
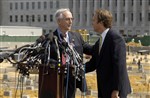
[85,29,131,98]
[53,30,92,92]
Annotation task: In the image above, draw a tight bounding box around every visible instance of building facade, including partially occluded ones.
[0,0,150,36]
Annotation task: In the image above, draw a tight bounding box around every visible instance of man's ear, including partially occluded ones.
[57,19,61,24]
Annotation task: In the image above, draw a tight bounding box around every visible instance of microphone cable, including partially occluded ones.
[20,75,24,98]
[81,64,86,98]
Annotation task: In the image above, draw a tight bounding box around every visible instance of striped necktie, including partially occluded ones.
[99,35,102,54]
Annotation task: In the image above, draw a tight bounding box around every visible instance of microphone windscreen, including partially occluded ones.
[47,33,54,42]
[36,35,45,43]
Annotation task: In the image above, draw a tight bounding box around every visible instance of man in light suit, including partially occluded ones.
[85,9,131,98]
[39,8,92,98]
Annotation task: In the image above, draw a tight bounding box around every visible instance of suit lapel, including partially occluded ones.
[98,30,110,61]
[68,32,75,43]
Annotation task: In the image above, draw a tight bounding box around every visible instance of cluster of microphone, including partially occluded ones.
[0,33,85,80]
[0,33,56,77]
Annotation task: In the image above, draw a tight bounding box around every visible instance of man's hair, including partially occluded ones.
[95,9,113,28]
[54,8,70,20]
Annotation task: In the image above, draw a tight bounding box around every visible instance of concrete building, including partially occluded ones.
[0,26,42,36]
[0,0,150,36]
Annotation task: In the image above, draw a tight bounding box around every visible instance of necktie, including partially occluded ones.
[99,35,102,54]
[61,35,67,65]
[62,53,66,65]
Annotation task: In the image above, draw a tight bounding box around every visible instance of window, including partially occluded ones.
[69,0,73,9]
[32,15,35,22]
[115,13,117,22]
[38,2,41,9]
[32,2,35,9]
[56,1,59,8]
[49,30,52,33]
[139,13,142,21]
[10,15,12,22]
[38,15,41,22]
[50,1,53,8]
[10,3,13,10]
[148,13,150,21]
[15,15,18,22]
[26,15,29,22]
[123,13,125,22]
[115,0,117,6]
[92,0,94,8]
[85,14,87,23]
[78,0,80,9]
[50,15,53,22]
[85,0,87,9]
[123,0,125,6]
[78,14,80,23]
[26,2,29,10]
[100,0,102,7]
[20,2,23,10]
[108,0,109,7]
[43,29,46,34]
[44,2,47,9]
[131,13,133,21]
[131,0,133,6]
[44,15,47,22]
[140,0,142,6]
[15,3,18,10]
[21,15,23,22]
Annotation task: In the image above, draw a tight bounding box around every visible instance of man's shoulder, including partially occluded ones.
[108,29,122,37]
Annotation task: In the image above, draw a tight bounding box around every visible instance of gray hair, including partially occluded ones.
[54,8,70,20]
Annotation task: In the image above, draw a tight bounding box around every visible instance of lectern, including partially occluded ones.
[38,65,65,98]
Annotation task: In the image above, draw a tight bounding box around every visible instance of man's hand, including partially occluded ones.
[111,90,119,98]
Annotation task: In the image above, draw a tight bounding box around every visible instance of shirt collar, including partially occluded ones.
[101,28,109,39]
[56,28,69,42]
[100,28,109,45]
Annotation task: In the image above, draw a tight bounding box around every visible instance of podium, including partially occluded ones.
[38,65,66,98]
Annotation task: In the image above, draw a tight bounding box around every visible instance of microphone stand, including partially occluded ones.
[62,41,86,97]
[45,40,51,66]
[64,50,70,98]
[63,42,85,80]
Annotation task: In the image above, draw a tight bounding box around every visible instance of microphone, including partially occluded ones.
[47,33,53,42]
[14,44,31,53]
[53,36,61,66]
[31,35,45,47]
[40,33,54,47]
[0,44,32,63]
[32,33,53,47]
[36,35,45,43]
[0,53,10,63]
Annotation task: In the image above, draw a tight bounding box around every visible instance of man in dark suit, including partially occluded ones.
[39,8,92,98]
[85,9,131,98]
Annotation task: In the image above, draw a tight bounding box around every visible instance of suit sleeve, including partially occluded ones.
[112,35,127,91]
[85,43,97,73]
